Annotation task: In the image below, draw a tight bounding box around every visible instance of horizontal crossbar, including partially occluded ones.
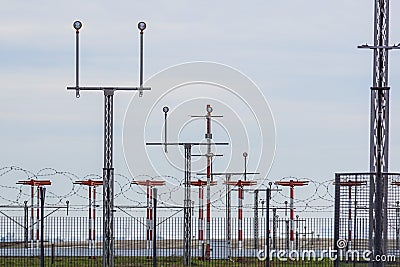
[146,142,229,146]
[196,172,259,175]
[67,86,151,91]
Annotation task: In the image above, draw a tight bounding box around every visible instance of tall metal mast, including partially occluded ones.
[67,20,151,267]
[358,0,400,262]
[190,104,222,260]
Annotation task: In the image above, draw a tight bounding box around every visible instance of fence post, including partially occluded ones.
[334,173,340,267]
[51,243,55,264]
[24,201,28,248]
[285,220,289,253]
[272,208,277,250]
[153,188,157,267]
[265,188,270,267]
[254,189,259,251]
[40,187,46,267]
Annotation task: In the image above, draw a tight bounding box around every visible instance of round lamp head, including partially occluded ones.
[206,106,213,113]
[243,152,248,158]
[73,21,82,31]
[138,21,147,31]
[163,106,169,113]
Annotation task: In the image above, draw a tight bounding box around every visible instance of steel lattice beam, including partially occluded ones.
[184,144,192,266]
[370,1,390,262]
[103,92,114,267]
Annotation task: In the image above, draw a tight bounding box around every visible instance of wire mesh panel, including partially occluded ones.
[0,215,343,266]
[334,172,400,266]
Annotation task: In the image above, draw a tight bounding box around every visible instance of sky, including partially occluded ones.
[2,1,400,216]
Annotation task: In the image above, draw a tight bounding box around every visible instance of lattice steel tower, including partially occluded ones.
[358,0,399,261]
[67,20,151,267]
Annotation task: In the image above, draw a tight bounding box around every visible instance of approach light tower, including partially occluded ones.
[198,152,259,260]
[73,179,103,254]
[335,180,367,250]
[190,104,223,260]
[225,179,257,260]
[357,0,400,261]
[17,179,52,249]
[274,179,308,252]
[131,179,165,255]
[190,179,217,260]
[146,105,228,266]
[67,20,151,267]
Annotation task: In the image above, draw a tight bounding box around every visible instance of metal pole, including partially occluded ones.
[149,185,154,253]
[359,1,391,264]
[334,173,340,267]
[295,215,299,250]
[397,201,399,250]
[93,186,96,249]
[354,200,358,251]
[89,184,92,249]
[103,90,114,267]
[146,185,150,252]
[162,106,169,153]
[272,208,277,250]
[40,187,46,267]
[238,182,243,258]
[139,29,144,88]
[37,187,40,248]
[261,200,265,217]
[75,26,80,98]
[51,243,54,264]
[348,185,352,250]
[164,111,168,153]
[285,220,289,252]
[266,188,270,267]
[184,144,192,266]
[24,201,28,248]
[254,189,259,250]
[354,175,358,252]
[244,153,247,181]
[153,188,157,267]
[284,200,288,252]
[226,174,231,259]
[289,186,294,252]
[205,105,212,260]
[31,184,34,249]
[198,184,204,260]
[375,88,383,263]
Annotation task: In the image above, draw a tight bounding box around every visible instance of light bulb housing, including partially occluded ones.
[206,106,213,113]
[163,106,169,113]
[73,21,82,31]
[243,152,248,158]
[138,21,147,31]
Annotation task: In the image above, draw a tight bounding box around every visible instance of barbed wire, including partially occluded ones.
[0,166,335,215]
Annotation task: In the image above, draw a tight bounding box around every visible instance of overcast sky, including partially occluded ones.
[2,1,400,214]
